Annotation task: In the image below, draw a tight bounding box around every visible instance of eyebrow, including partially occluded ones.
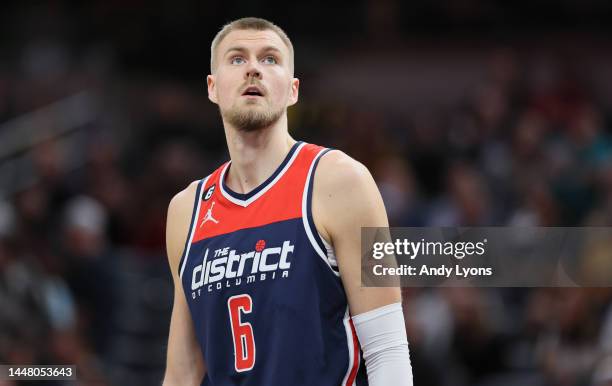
[224,45,283,57]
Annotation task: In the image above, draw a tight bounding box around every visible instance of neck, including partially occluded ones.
[223,114,296,194]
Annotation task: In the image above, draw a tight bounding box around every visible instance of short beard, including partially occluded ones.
[223,104,284,132]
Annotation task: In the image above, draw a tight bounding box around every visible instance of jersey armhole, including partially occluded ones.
[302,148,340,276]
[178,176,208,279]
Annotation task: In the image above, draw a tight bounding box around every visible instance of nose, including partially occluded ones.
[245,60,262,80]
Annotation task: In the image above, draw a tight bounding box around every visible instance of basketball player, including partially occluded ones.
[163,17,413,386]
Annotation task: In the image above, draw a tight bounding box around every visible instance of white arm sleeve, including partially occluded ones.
[352,302,414,386]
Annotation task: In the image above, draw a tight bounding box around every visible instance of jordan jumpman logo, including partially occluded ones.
[200,201,219,227]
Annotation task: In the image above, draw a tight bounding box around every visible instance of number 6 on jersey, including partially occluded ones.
[227,294,256,372]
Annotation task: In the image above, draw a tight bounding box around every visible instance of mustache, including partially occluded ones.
[241,80,267,94]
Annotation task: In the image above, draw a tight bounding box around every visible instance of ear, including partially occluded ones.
[207,74,218,104]
[287,77,299,107]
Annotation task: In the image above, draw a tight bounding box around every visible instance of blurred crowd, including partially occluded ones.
[2,2,612,386]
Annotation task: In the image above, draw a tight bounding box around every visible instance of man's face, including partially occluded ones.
[207,29,299,132]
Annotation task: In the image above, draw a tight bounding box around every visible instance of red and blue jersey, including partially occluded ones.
[178,142,367,386]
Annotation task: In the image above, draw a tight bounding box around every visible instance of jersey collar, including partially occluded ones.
[219,141,305,207]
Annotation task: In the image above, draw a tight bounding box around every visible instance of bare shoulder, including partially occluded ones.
[315,150,372,191]
[168,180,200,216]
[312,150,388,243]
[166,180,200,277]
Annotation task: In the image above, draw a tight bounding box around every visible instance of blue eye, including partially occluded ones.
[262,56,277,64]
[231,57,245,65]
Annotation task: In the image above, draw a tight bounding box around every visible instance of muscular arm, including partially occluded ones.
[312,151,400,314]
[313,151,413,386]
[163,181,206,386]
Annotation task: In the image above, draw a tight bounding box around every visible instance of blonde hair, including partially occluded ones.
[210,17,294,74]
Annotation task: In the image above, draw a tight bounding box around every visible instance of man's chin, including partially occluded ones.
[223,108,283,132]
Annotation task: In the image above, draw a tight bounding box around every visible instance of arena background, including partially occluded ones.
[1,1,612,385]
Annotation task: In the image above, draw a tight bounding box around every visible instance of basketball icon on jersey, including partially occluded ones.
[200,201,219,227]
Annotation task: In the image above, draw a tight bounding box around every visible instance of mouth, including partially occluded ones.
[242,85,264,97]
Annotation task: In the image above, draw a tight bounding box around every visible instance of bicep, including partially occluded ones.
[163,183,206,385]
[314,153,401,316]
